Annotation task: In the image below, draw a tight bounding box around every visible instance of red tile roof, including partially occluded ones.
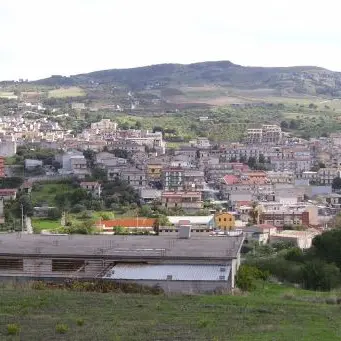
[100,217,156,229]
[223,175,239,185]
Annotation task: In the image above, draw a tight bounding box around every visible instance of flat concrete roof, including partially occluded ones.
[0,234,244,260]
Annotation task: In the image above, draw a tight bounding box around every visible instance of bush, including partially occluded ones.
[76,318,85,326]
[302,260,341,291]
[236,265,269,291]
[55,324,68,334]
[71,204,87,213]
[247,257,303,284]
[7,324,20,335]
[284,247,304,262]
[48,207,62,220]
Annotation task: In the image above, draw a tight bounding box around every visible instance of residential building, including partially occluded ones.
[24,159,43,170]
[0,189,17,201]
[240,224,277,245]
[317,168,340,185]
[80,181,101,198]
[161,191,203,212]
[270,230,320,249]
[147,163,163,180]
[246,125,282,144]
[260,205,318,228]
[91,119,117,131]
[162,168,184,191]
[0,156,4,178]
[214,212,235,230]
[121,168,147,188]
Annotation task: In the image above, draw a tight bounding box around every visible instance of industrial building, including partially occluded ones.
[0,233,244,293]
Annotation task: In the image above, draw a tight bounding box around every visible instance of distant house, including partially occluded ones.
[214,212,235,231]
[240,224,277,245]
[0,189,17,201]
[80,181,101,198]
[24,159,43,170]
[161,191,203,212]
[270,229,320,249]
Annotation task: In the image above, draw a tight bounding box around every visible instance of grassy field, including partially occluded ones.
[0,91,17,99]
[1,283,341,340]
[31,218,61,233]
[31,183,73,206]
[48,87,86,98]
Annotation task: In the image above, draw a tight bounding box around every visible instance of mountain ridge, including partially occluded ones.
[28,60,341,98]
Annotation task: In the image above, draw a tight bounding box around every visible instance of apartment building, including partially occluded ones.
[161,191,203,212]
[246,125,282,144]
[260,205,318,228]
[162,168,184,191]
[317,168,341,185]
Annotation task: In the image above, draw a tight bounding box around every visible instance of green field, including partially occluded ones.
[48,87,86,98]
[31,183,73,206]
[0,92,17,99]
[1,283,341,340]
[31,218,61,233]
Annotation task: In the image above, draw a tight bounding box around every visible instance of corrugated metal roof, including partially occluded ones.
[168,216,214,225]
[105,264,230,281]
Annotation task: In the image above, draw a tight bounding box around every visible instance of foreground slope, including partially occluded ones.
[1,283,341,340]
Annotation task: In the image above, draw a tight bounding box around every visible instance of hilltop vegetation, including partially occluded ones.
[30,61,341,98]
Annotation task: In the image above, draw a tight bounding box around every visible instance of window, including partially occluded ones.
[52,259,85,272]
[223,218,227,222]
[166,275,173,280]
[0,258,23,270]
[219,275,225,280]
[218,218,221,222]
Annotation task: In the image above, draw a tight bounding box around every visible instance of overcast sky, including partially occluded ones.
[1,0,341,80]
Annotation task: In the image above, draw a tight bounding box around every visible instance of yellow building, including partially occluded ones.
[147,164,163,180]
[215,212,235,230]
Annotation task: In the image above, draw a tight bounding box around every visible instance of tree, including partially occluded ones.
[48,207,62,220]
[236,265,269,291]
[247,157,256,169]
[83,149,96,168]
[302,260,340,291]
[332,177,341,191]
[239,155,246,163]
[258,154,266,164]
[312,229,341,268]
[280,120,289,129]
[249,202,261,225]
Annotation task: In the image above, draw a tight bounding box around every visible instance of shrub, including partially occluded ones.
[302,260,341,291]
[48,207,62,220]
[71,204,87,214]
[236,265,269,291]
[55,323,68,334]
[7,324,20,335]
[284,247,304,262]
[76,318,85,326]
[198,318,211,328]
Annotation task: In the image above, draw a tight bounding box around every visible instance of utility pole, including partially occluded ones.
[21,203,24,233]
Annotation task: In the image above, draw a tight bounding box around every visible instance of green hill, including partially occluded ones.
[31,61,341,98]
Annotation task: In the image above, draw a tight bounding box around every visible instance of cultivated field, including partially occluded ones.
[1,283,341,340]
[48,87,86,98]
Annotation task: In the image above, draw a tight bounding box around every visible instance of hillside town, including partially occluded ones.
[0,99,341,253]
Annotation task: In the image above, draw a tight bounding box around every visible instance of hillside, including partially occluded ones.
[32,61,341,98]
[1,283,341,340]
